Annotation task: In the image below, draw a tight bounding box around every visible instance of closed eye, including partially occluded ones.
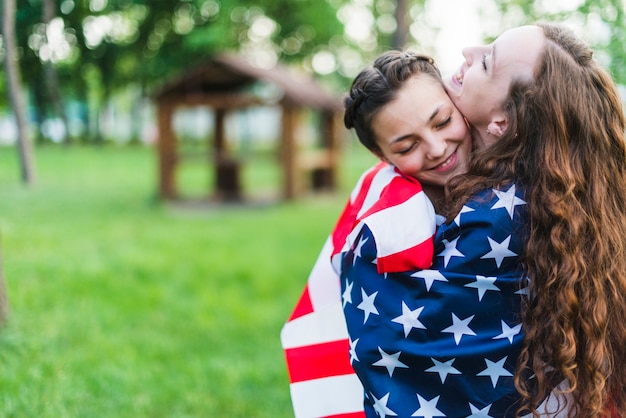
[436,116,452,129]
[481,54,487,71]
[398,142,416,155]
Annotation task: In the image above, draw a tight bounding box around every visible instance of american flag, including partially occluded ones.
[339,183,529,417]
[281,160,580,417]
[281,162,437,418]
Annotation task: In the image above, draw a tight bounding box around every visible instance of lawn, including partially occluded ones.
[0,144,376,417]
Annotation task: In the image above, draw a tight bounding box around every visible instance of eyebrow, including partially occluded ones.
[389,105,443,144]
[428,105,443,123]
[491,44,497,76]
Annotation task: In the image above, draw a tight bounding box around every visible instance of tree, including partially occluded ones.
[7,0,626,147]
[0,235,8,326]
[7,0,350,142]
[2,0,36,184]
[392,0,410,49]
[42,0,70,143]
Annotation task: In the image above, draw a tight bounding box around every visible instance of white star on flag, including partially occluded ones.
[353,235,368,265]
[454,204,475,226]
[342,279,353,308]
[516,277,531,297]
[493,321,522,344]
[465,275,500,301]
[480,236,517,268]
[412,394,445,418]
[491,184,526,219]
[467,403,494,417]
[477,356,513,387]
[392,301,426,337]
[349,337,359,364]
[371,392,398,417]
[442,313,477,345]
[373,347,409,377]
[425,358,461,383]
[357,288,379,323]
[411,269,448,291]
[438,236,465,267]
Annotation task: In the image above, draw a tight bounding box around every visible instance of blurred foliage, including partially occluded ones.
[1,0,625,142]
[487,0,626,94]
[12,0,346,94]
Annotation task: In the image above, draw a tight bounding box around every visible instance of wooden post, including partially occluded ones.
[213,109,241,201]
[321,110,341,191]
[281,107,298,200]
[157,101,177,199]
[214,108,226,160]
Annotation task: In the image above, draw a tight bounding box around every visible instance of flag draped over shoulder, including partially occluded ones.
[339,184,529,417]
[281,162,436,418]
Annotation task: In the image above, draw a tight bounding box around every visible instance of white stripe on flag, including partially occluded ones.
[290,374,364,418]
[308,238,343,312]
[281,302,349,349]
[365,191,436,257]
[356,165,398,219]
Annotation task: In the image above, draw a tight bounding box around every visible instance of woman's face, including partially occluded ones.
[372,74,472,188]
[443,25,545,147]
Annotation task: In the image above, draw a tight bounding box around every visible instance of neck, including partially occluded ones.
[471,125,489,151]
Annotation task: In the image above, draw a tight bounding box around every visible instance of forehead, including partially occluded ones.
[372,74,450,139]
[397,74,445,103]
[376,75,449,123]
[494,25,545,81]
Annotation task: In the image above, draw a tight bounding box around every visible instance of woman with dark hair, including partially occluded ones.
[340,43,536,417]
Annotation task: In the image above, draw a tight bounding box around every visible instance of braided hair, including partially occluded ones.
[344,51,442,153]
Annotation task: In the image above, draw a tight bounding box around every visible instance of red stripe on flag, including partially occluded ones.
[376,233,436,273]
[331,162,387,256]
[285,339,353,383]
[359,174,423,220]
[325,412,366,418]
[288,286,314,321]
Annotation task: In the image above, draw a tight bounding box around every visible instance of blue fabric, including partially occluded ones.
[339,184,529,417]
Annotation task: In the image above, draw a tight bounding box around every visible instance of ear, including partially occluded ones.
[486,113,509,138]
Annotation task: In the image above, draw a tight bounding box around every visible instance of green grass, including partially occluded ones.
[0,144,377,418]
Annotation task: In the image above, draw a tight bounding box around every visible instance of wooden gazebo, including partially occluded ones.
[153,54,344,202]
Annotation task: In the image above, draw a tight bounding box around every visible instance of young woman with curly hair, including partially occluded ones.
[444,22,626,417]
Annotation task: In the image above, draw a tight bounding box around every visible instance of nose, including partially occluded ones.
[424,136,447,160]
[462,45,480,65]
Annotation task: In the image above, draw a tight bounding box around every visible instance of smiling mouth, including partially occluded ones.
[432,151,456,172]
[454,65,465,85]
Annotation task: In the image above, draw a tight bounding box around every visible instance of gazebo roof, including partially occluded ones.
[153,53,342,111]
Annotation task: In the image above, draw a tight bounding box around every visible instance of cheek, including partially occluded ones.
[444,120,471,148]
[392,156,424,178]
[451,120,470,140]
[460,74,487,110]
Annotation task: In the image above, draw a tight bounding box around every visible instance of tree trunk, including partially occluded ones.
[2,0,37,185]
[392,0,410,50]
[0,235,9,326]
[42,0,71,144]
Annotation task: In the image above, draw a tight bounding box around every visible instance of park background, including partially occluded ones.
[1,0,625,416]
